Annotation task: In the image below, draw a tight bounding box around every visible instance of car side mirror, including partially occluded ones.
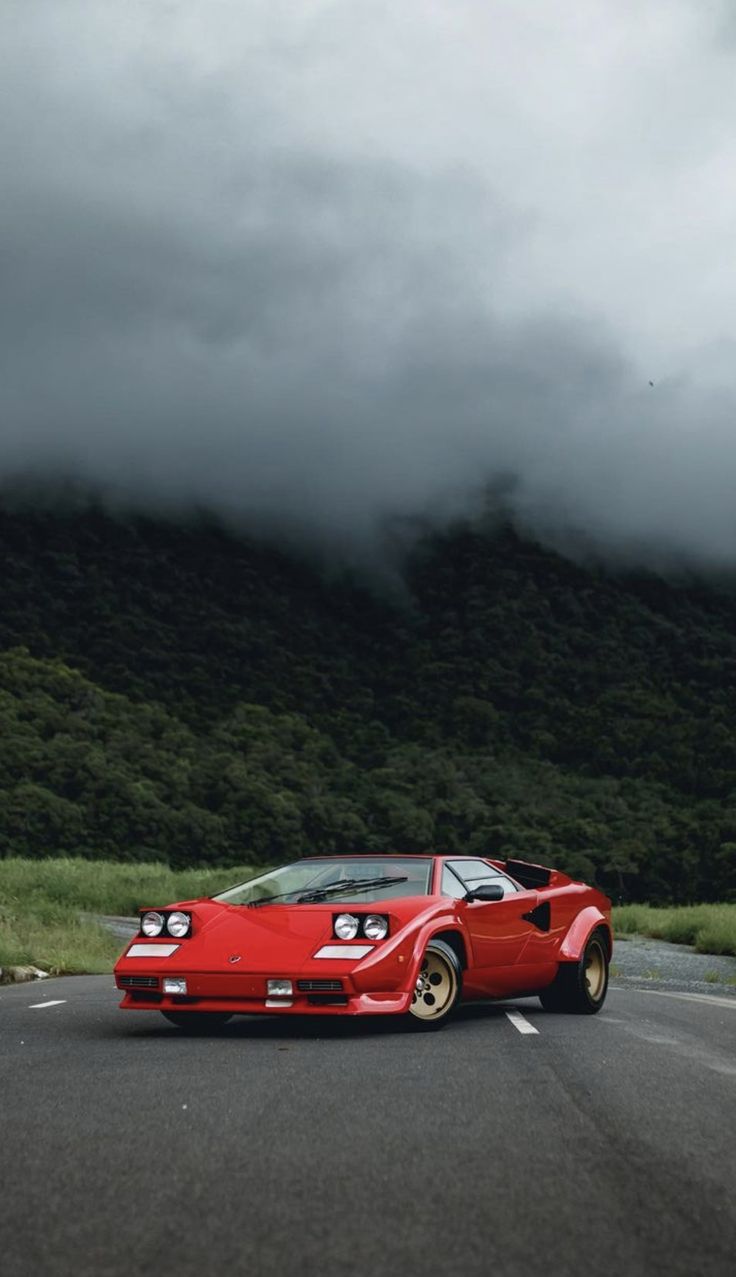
[465,882,505,903]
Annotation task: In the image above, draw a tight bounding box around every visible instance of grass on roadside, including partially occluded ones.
[613,903,736,957]
[0,858,263,976]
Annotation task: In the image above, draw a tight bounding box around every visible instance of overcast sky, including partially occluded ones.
[2,0,736,565]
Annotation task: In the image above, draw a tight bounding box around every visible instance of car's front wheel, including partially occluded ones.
[161,1011,233,1032]
[408,939,461,1029]
[539,930,609,1014]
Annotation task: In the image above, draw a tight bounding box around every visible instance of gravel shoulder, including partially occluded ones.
[612,933,736,997]
[82,913,139,940]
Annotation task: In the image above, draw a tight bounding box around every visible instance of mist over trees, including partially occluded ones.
[0,506,735,903]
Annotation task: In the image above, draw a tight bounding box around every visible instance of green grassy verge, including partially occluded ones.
[0,858,262,976]
[613,903,736,957]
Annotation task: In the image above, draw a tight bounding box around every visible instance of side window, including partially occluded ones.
[446,859,520,896]
[441,865,468,899]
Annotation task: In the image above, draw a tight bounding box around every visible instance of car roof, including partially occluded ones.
[297,854,495,861]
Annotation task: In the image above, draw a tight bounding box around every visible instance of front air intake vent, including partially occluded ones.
[119,975,159,989]
[297,980,344,992]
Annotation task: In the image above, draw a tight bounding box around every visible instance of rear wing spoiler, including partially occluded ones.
[503,858,552,889]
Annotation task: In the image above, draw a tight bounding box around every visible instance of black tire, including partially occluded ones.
[408,939,462,1030]
[539,930,609,1015]
[161,1011,233,1032]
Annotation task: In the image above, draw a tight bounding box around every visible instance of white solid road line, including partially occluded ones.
[28,1000,67,1009]
[505,1009,539,1035]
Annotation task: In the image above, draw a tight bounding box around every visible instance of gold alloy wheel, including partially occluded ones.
[410,948,457,1020]
[584,940,606,1002]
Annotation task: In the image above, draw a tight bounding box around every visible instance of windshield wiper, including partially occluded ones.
[245,873,410,907]
[296,875,408,903]
[246,889,301,908]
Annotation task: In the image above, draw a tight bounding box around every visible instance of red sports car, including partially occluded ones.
[114,855,612,1029]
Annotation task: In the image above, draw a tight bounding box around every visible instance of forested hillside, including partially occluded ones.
[1,505,735,902]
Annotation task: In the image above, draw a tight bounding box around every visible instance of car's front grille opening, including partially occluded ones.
[307,994,349,1007]
[119,975,159,989]
[297,980,344,992]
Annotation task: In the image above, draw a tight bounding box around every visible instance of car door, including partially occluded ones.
[442,859,537,970]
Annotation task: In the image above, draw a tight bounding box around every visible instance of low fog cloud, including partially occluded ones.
[1,0,736,566]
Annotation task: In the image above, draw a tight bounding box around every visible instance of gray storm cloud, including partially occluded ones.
[1,0,736,564]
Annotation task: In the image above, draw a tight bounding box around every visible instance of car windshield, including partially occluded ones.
[212,858,433,906]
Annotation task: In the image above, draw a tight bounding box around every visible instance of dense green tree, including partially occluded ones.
[1,507,736,900]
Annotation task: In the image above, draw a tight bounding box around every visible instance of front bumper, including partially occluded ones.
[114,969,413,1016]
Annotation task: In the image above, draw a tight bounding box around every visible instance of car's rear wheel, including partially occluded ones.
[408,939,461,1029]
[539,930,609,1014]
[161,1011,233,1031]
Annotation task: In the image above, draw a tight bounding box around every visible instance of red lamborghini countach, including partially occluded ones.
[114,855,612,1030]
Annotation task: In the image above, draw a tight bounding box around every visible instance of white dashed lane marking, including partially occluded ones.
[505,1010,539,1035]
[28,1000,67,1009]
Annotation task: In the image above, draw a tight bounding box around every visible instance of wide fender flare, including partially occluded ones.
[559,906,612,963]
[405,913,468,988]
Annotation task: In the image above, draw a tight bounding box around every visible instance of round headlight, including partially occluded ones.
[334,913,359,940]
[166,911,191,938]
[141,911,165,937]
[363,914,388,941]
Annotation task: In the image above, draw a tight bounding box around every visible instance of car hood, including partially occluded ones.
[122,901,372,973]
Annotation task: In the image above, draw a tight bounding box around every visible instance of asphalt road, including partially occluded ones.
[1,979,734,1277]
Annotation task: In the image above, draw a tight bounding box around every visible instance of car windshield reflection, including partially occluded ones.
[212,857,433,906]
